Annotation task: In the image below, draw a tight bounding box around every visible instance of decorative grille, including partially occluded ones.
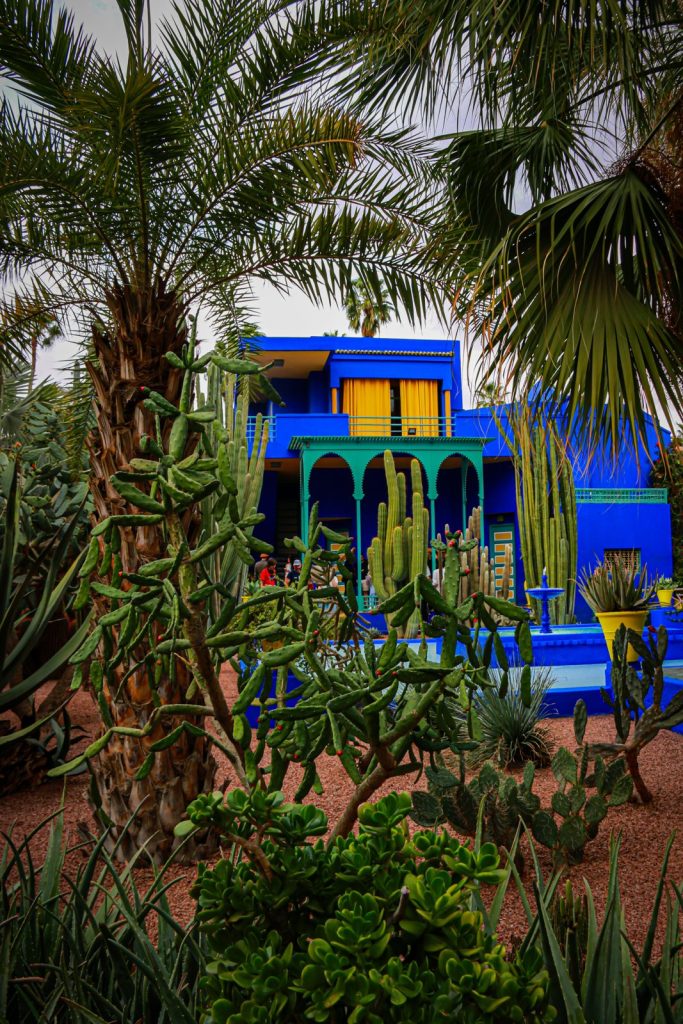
[603,548,641,571]
[575,488,667,503]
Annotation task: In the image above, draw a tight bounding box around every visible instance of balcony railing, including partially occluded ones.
[246,413,454,443]
[246,415,277,443]
[346,416,452,437]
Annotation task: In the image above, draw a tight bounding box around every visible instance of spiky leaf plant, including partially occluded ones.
[467,664,555,770]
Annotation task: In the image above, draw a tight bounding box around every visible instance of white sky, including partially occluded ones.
[37,0,463,392]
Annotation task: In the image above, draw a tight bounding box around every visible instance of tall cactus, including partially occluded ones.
[433,506,510,604]
[196,359,269,604]
[367,450,428,638]
[512,411,577,623]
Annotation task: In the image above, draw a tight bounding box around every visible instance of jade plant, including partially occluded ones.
[592,623,683,803]
[181,790,556,1023]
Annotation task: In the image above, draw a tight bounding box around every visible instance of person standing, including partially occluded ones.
[286,558,301,586]
[253,552,269,580]
[259,558,278,586]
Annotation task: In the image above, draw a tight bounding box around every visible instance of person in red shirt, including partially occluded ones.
[259,558,277,586]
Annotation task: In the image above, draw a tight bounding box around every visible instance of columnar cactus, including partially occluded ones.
[195,354,269,604]
[367,451,428,638]
[512,412,577,623]
[433,507,510,604]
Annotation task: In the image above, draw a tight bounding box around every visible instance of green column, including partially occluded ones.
[354,489,363,603]
[461,458,468,531]
[300,449,311,545]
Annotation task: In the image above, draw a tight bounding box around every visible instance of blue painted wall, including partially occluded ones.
[574,501,673,620]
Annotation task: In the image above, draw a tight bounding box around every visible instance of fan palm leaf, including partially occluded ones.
[339,0,683,448]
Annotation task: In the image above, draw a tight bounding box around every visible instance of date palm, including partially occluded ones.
[344,278,394,336]
[0,0,443,858]
[345,0,683,452]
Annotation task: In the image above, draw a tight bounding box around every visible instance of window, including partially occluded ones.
[604,548,641,572]
[389,381,402,435]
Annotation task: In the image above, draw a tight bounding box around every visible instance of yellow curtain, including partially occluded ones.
[342,379,391,435]
[400,379,439,436]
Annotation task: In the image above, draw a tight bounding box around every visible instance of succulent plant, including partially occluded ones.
[411,760,541,853]
[511,411,578,624]
[529,701,633,866]
[367,451,428,638]
[183,790,555,1023]
[591,623,683,803]
[578,557,656,613]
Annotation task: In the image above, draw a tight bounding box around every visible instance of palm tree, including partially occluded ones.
[344,278,394,336]
[0,0,442,856]
[343,1,683,452]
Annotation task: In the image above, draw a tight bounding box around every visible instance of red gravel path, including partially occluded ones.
[2,670,682,950]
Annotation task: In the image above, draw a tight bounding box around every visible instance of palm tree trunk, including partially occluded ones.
[84,280,216,864]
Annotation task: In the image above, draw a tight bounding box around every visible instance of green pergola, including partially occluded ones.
[290,435,488,601]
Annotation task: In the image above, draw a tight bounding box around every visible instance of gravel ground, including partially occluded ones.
[2,668,682,952]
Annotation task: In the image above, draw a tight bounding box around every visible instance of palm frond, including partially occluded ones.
[466,168,683,451]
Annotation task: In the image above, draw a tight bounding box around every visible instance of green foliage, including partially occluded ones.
[0,812,207,1023]
[533,834,683,1024]
[511,411,578,624]
[367,451,428,638]
[578,557,656,613]
[0,457,90,778]
[56,346,536,844]
[0,0,443,368]
[529,707,633,866]
[196,355,269,603]
[453,664,556,770]
[548,880,589,994]
[594,624,683,802]
[414,701,631,868]
[411,761,541,854]
[345,2,683,449]
[185,791,556,1023]
[651,434,683,581]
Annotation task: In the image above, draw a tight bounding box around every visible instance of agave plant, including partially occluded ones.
[0,459,90,792]
[578,558,656,613]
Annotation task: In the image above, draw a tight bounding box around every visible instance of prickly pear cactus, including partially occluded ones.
[530,701,632,865]
[411,760,541,852]
[367,450,428,638]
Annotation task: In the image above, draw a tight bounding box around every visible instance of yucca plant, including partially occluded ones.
[0,811,207,1024]
[469,664,556,769]
[578,558,656,613]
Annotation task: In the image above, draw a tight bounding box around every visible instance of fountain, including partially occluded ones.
[526,568,565,634]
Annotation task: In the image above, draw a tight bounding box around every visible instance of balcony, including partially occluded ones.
[247,409,511,459]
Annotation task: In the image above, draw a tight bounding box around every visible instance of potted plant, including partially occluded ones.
[578,558,656,661]
[655,576,675,606]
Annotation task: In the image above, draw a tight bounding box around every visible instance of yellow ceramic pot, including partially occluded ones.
[596,610,648,662]
[657,588,674,607]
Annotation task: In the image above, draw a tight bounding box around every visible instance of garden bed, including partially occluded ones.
[1,667,681,952]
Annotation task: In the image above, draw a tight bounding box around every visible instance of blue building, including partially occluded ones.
[248,336,673,621]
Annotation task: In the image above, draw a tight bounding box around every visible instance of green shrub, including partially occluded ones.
[0,813,206,1024]
[184,790,556,1023]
